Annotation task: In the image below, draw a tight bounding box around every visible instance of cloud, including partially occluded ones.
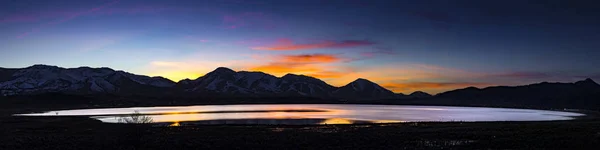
[252,38,374,51]
[146,57,497,94]
[308,71,347,79]
[247,54,347,78]
[249,63,320,74]
[146,53,349,82]
[248,63,347,79]
[278,54,342,64]
[146,56,593,94]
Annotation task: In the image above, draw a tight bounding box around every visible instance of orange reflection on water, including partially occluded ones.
[320,118,353,124]
[269,112,292,119]
[169,122,181,127]
[265,108,345,119]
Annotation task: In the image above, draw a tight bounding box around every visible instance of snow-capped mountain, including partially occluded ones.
[178,67,335,97]
[0,65,175,96]
[279,74,335,97]
[179,67,282,94]
[1,65,403,100]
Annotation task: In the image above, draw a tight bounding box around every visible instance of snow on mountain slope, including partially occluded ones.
[183,68,336,97]
[1,65,402,100]
[278,74,334,97]
[0,65,175,95]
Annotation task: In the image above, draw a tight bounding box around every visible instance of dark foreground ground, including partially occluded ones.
[1,115,600,150]
[1,95,600,149]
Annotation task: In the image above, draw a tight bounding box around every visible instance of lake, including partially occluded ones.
[18,104,584,125]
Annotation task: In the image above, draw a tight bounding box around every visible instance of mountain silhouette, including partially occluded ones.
[331,78,398,100]
[407,91,433,99]
[435,78,600,109]
[0,65,399,100]
[2,65,599,107]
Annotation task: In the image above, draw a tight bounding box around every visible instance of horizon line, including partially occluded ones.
[1,64,597,95]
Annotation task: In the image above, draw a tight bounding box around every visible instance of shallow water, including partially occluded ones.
[18,104,584,125]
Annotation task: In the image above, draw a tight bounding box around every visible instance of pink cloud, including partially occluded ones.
[252,38,375,51]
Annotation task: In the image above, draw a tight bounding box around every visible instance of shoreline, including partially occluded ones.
[6,103,598,127]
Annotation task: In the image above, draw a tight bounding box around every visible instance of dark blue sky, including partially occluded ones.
[1,0,599,93]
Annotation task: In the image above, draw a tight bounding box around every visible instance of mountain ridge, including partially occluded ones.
[0,65,176,96]
[434,78,600,109]
[0,65,411,99]
[2,65,598,104]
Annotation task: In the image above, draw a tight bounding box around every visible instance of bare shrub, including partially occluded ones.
[118,110,153,124]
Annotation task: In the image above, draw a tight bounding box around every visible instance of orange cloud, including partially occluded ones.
[248,63,347,79]
[247,54,347,79]
[252,38,374,51]
[307,71,347,79]
[249,63,321,75]
[248,63,348,78]
[146,55,493,94]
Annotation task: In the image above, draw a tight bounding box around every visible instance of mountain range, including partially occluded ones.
[0,65,417,100]
[2,65,599,109]
[433,78,600,109]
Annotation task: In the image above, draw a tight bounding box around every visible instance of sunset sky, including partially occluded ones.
[1,0,599,94]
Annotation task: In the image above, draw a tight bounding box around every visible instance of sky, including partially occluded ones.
[1,0,600,94]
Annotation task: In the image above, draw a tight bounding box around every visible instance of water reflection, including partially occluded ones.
[168,122,180,126]
[320,118,353,124]
[19,104,585,125]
